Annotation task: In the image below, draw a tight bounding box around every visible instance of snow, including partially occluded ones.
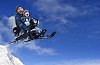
[0,45,24,65]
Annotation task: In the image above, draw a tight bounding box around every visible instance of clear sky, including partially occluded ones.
[0,0,100,65]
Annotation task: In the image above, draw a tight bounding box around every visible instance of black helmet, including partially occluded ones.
[16,6,23,12]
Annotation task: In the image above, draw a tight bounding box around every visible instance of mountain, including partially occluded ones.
[0,45,24,65]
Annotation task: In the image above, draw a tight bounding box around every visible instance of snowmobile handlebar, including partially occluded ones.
[30,18,39,27]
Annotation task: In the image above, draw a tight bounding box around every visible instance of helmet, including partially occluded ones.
[23,10,29,14]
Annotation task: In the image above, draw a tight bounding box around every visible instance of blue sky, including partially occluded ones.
[0,0,100,65]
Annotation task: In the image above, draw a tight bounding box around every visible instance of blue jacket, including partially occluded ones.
[15,13,27,31]
[21,16,31,30]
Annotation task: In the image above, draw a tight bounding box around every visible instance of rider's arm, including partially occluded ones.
[15,16,27,31]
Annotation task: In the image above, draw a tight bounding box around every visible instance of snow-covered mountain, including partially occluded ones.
[0,45,24,65]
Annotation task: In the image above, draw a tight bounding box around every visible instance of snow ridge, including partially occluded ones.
[0,45,24,65]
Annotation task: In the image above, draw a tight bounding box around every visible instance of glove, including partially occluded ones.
[25,21,30,26]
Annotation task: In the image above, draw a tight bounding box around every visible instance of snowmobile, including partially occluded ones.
[9,16,56,44]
